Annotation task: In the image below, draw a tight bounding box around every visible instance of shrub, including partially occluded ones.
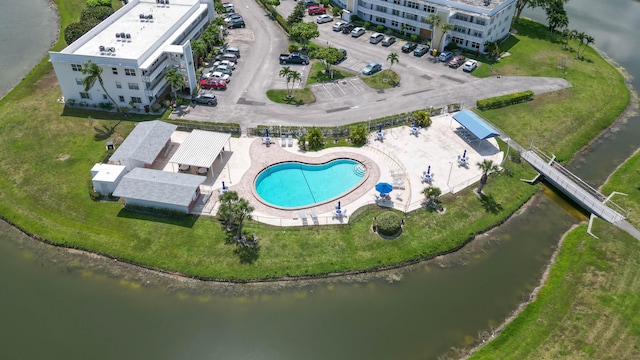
[86,0,112,7]
[413,110,432,127]
[364,21,372,30]
[476,90,534,110]
[376,25,386,33]
[376,211,403,236]
[64,19,100,44]
[288,43,301,53]
[410,34,419,42]
[349,124,368,145]
[306,127,325,150]
[81,5,114,22]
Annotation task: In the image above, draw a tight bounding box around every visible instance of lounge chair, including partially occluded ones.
[310,210,318,222]
[281,134,286,147]
[288,134,293,147]
[299,211,307,222]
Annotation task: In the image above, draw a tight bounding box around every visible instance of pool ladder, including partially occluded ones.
[353,163,367,176]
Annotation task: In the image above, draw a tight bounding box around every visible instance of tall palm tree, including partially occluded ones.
[279,66,292,97]
[425,13,440,49]
[476,159,500,194]
[484,41,500,59]
[579,34,594,59]
[164,68,186,101]
[422,186,442,210]
[575,31,586,58]
[200,32,216,55]
[288,70,302,98]
[438,22,454,52]
[217,191,254,241]
[190,40,207,67]
[386,52,399,81]
[231,198,254,240]
[81,60,120,112]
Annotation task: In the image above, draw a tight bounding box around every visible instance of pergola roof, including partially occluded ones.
[452,111,500,140]
[169,130,230,168]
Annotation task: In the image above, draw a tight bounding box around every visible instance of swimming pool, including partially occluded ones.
[254,159,366,208]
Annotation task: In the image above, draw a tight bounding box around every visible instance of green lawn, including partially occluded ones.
[473,19,629,162]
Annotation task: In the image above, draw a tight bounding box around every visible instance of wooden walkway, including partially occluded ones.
[522,149,626,224]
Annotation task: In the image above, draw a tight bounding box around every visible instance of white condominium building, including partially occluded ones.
[49,0,214,109]
[338,0,516,53]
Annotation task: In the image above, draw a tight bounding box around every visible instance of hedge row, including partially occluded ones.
[476,90,534,110]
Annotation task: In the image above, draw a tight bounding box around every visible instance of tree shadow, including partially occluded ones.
[479,193,503,214]
[234,242,261,264]
[94,120,123,141]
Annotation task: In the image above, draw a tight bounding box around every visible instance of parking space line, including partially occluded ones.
[321,84,334,98]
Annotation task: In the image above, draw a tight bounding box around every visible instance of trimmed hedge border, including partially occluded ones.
[476,90,534,110]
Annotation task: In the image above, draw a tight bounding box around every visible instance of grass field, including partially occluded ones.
[473,19,629,162]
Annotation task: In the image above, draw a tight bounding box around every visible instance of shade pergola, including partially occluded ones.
[169,130,231,170]
[452,110,500,140]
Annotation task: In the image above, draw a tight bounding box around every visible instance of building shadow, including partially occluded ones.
[116,207,198,228]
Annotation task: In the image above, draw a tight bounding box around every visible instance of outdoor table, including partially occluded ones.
[376,132,383,140]
[179,164,189,172]
[197,167,207,175]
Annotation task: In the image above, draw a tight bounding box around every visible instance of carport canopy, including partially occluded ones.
[169,130,231,168]
[452,110,500,140]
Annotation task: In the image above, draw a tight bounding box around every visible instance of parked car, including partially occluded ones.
[211,59,235,70]
[438,51,453,62]
[210,71,231,83]
[316,14,333,24]
[448,55,466,68]
[303,0,319,7]
[199,78,227,90]
[369,33,384,44]
[225,46,240,58]
[413,44,428,57]
[463,59,478,72]
[308,5,326,15]
[401,42,418,53]
[381,36,396,47]
[332,21,347,31]
[214,65,233,76]
[227,18,245,28]
[333,48,347,64]
[191,93,217,105]
[223,13,242,22]
[341,23,355,34]
[351,27,365,37]
[218,53,238,62]
[362,62,382,75]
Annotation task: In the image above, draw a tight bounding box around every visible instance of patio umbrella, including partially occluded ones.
[427,165,431,174]
[463,149,467,158]
[222,181,226,190]
[265,128,269,137]
[375,182,393,195]
[337,201,341,210]
[378,124,383,133]
[413,120,417,128]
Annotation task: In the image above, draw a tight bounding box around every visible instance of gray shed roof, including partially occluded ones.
[112,168,204,207]
[169,130,231,168]
[110,120,177,165]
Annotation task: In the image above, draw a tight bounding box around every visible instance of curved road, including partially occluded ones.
[176,1,571,130]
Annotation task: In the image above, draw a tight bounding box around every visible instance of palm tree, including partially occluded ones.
[81,60,120,112]
[190,40,207,67]
[476,159,500,194]
[287,70,301,98]
[484,41,500,60]
[575,32,586,58]
[386,52,399,82]
[425,13,440,49]
[217,191,254,240]
[579,35,594,59]
[231,198,254,240]
[279,66,292,97]
[422,186,442,211]
[164,68,186,102]
[438,22,454,52]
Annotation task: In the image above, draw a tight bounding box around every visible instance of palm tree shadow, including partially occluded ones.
[94,120,123,141]
[234,241,260,264]
[479,193,503,214]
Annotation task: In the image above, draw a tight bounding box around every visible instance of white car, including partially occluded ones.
[210,71,231,83]
[463,59,478,72]
[316,15,333,24]
[332,21,346,31]
[211,59,236,70]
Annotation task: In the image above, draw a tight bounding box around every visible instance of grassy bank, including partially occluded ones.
[470,220,640,359]
[0,2,629,280]
[474,19,629,162]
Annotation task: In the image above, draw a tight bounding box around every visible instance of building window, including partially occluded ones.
[476,19,486,26]
[102,94,108,100]
[375,17,386,23]
[128,82,139,90]
[80,92,90,99]
[392,9,400,16]
[393,0,400,3]
[130,96,142,104]
[375,5,386,12]
[451,37,464,45]
[406,1,418,9]
[423,5,435,13]
[112,67,118,75]
[405,25,416,32]
[471,42,480,49]
[115,81,122,89]
[391,20,399,27]
[124,68,136,76]
[71,64,82,72]
[119,95,125,102]
[405,13,417,21]
[75,78,83,85]
[454,14,469,22]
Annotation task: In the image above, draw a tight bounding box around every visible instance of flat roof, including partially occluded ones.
[113,168,204,207]
[92,163,127,182]
[169,130,230,168]
[71,0,199,60]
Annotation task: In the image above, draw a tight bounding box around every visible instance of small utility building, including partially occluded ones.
[91,163,127,196]
[113,168,204,214]
[109,120,176,171]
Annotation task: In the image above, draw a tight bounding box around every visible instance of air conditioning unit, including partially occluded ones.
[99,45,105,52]
[116,33,121,38]
[110,47,116,52]
[126,33,131,40]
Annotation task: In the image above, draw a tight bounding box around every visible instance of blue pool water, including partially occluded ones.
[255,159,365,208]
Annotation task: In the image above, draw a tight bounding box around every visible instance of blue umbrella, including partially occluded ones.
[337,201,341,210]
[463,149,467,158]
[222,181,226,190]
[413,120,417,128]
[378,124,382,133]
[375,182,393,195]
[427,165,431,174]
[265,128,269,137]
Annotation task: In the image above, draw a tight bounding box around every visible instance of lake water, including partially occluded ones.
[0,0,57,99]
[1,0,639,359]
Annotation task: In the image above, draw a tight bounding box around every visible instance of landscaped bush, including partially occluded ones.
[376,25,386,33]
[476,90,534,110]
[81,5,114,22]
[86,0,111,7]
[376,211,403,236]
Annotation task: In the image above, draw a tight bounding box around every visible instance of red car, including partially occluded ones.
[308,6,326,15]
[199,78,227,90]
[448,55,467,68]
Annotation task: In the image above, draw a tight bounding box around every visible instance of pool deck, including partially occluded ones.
[154,113,503,226]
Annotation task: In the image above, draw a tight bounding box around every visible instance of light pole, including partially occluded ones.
[447,161,453,191]
[502,138,511,166]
